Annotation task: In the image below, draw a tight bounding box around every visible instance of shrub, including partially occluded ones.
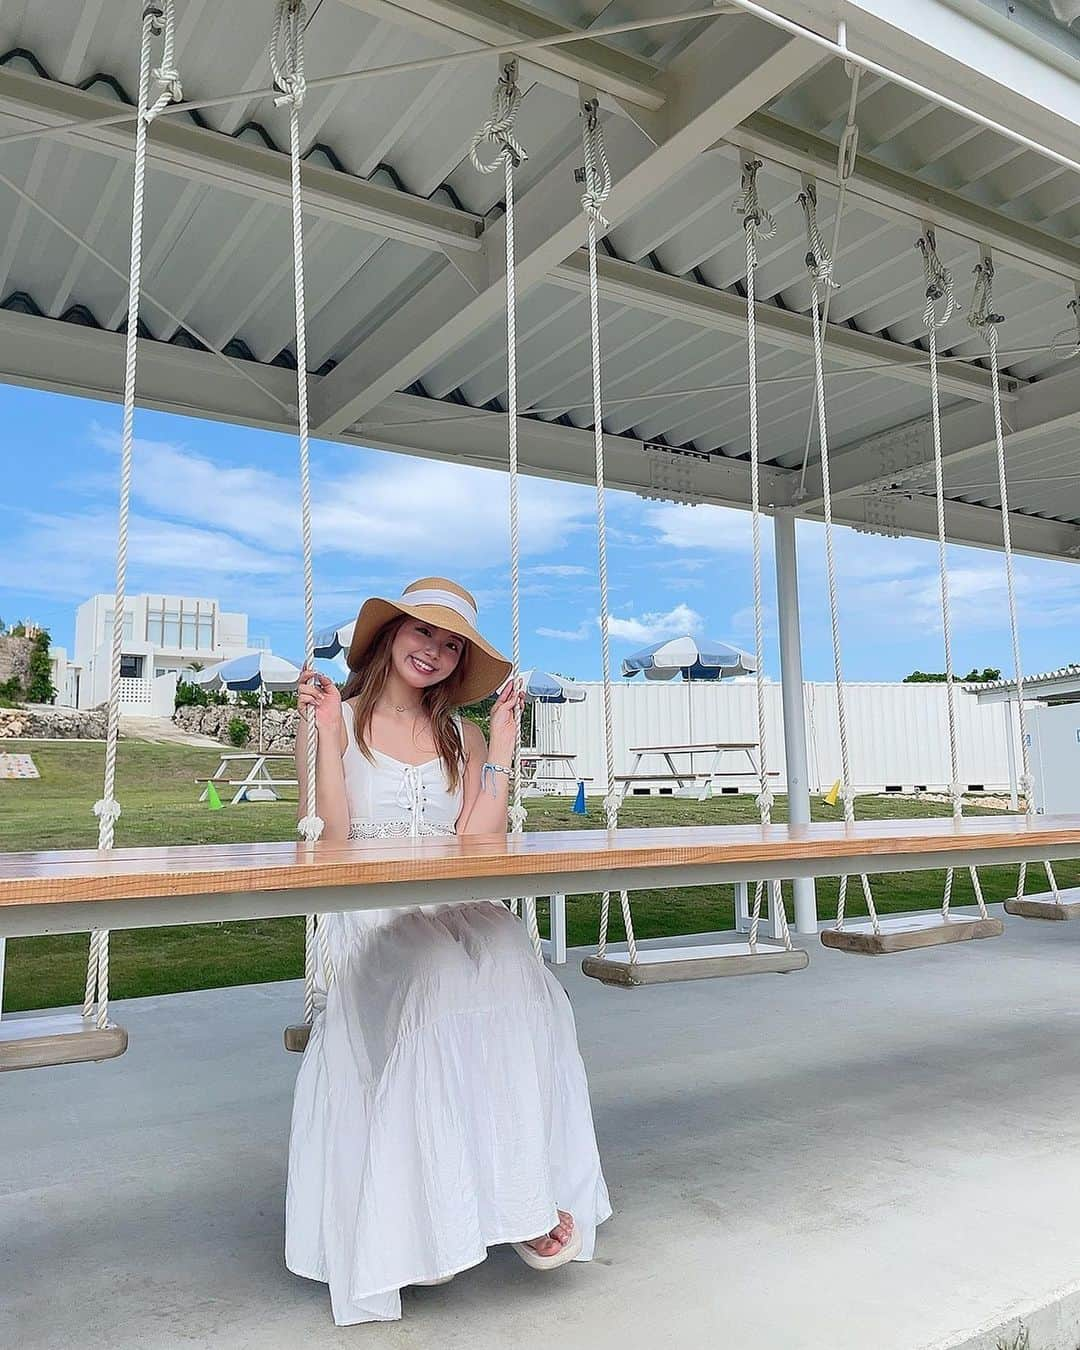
[237,690,261,709]
[271,689,297,709]
[227,716,251,748]
[0,675,23,703]
[25,629,55,704]
[175,679,210,709]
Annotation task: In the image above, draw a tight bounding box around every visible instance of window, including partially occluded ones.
[146,606,164,645]
[104,608,134,642]
[197,614,214,649]
[120,654,144,679]
[163,607,180,647]
[181,613,197,649]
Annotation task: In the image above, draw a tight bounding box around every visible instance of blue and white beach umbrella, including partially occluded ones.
[621,636,755,682]
[313,620,353,661]
[193,651,302,752]
[621,635,755,741]
[192,651,302,693]
[517,669,587,705]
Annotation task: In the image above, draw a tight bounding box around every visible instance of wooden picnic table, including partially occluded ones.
[619,741,763,802]
[519,750,589,794]
[197,752,297,805]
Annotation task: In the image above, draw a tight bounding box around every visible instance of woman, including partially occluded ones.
[285,577,610,1325]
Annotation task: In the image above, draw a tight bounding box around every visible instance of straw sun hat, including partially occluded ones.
[346,577,512,706]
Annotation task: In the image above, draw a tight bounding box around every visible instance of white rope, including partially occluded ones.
[575,99,637,965]
[785,63,857,502]
[806,257,879,934]
[86,1,182,1031]
[969,256,1060,905]
[470,61,542,961]
[272,0,333,1023]
[737,161,793,954]
[1051,296,1080,361]
[919,230,988,920]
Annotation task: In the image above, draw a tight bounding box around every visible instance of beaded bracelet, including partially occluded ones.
[480,761,512,797]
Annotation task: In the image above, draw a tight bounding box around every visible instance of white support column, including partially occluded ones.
[773,510,818,934]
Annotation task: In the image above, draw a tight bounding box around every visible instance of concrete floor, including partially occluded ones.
[4,908,1080,1350]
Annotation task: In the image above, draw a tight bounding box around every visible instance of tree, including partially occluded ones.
[24,629,56,704]
[903,667,1001,684]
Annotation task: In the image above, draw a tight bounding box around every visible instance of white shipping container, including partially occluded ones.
[534,681,1011,794]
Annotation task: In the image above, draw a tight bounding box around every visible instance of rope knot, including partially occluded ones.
[603,788,622,830]
[470,60,527,174]
[508,801,529,832]
[756,785,775,817]
[797,183,839,291]
[967,258,1005,336]
[297,813,325,843]
[916,230,955,331]
[144,0,182,121]
[270,0,307,110]
[734,161,776,259]
[1052,296,1080,362]
[578,98,611,228]
[93,797,122,826]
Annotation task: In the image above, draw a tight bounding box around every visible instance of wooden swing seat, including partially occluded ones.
[0,1012,128,1073]
[821,911,1005,955]
[1004,886,1080,920]
[582,941,809,987]
[283,1023,311,1053]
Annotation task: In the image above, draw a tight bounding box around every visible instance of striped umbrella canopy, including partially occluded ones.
[191,651,302,691]
[518,669,587,704]
[621,636,756,682]
[192,652,302,753]
[312,620,353,661]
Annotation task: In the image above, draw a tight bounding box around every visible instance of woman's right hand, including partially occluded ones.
[297,666,342,733]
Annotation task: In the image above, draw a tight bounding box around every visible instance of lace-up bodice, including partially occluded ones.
[341,701,462,840]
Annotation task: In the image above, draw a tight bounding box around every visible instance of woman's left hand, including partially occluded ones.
[488,679,525,763]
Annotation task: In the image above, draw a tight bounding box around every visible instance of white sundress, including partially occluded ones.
[285,705,611,1325]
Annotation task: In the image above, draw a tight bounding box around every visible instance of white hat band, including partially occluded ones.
[401,587,478,628]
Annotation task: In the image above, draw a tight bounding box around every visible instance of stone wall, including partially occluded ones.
[0,705,107,739]
[174,704,298,752]
[0,635,32,686]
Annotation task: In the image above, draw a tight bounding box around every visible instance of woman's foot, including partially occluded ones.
[512,1211,582,1271]
[524,1210,574,1259]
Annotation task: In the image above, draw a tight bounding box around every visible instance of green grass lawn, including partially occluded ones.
[3,738,1072,1013]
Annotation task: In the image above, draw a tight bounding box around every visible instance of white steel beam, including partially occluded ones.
[828,488,1080,562]
[311,23,827,434]
[3,307,1078,559]
[734,0,1080,171]
[726,112,1080,285]
[795,365,1080,509]
[0,66,484,259]
[337,0,665,111]
[550,251,1010,406]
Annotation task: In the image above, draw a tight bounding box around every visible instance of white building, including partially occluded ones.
[72,594,258,715]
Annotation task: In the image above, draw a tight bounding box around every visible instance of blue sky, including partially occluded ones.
[3,382,1079,683]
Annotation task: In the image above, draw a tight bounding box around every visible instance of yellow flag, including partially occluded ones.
[824,780,841,807]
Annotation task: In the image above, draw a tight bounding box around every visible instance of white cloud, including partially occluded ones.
[530,564,592,578]
[537,621,592,641]
[90,425,596,571]
[645,502,755,553]
[607,602,704,644]
[2,509,293,605]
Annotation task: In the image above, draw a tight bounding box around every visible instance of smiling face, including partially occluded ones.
[390,616,465,692]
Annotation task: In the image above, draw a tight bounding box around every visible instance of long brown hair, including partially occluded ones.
[341,615,469,790]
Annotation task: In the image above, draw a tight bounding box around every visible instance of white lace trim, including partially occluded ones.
[348,820,456,841]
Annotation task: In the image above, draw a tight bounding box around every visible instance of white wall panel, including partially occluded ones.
[536,681,1010,793]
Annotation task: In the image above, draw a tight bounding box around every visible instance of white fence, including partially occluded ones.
[534,681,1013,794]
